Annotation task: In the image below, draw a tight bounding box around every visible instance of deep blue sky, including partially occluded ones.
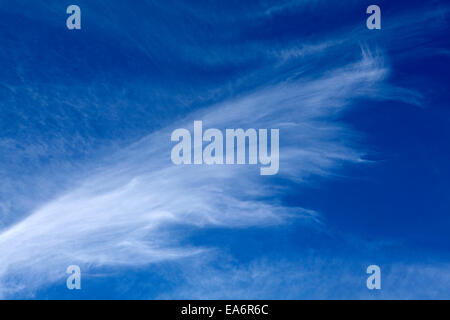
[0,0,449,299]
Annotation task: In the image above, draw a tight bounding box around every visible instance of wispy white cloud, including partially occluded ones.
[159,254,450,299]
[0,49,400,297]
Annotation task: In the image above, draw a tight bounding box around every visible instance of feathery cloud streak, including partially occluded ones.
[0,50,397,297]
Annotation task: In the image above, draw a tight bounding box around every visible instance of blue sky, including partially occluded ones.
[0,0,449,299]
